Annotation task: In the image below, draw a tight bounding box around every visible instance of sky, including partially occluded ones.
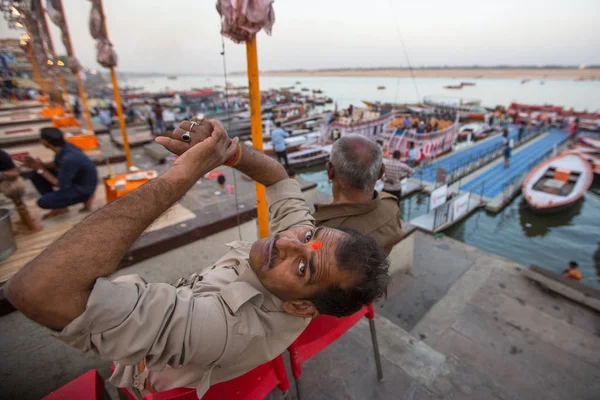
[0,0,598,75]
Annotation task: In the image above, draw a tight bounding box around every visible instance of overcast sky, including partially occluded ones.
[1,0,598,74]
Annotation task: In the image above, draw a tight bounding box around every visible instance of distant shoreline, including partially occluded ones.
[233,68,600,80]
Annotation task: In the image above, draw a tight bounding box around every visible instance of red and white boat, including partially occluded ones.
[570,145,600,176]
[579,136,600,150]
[522,153,593,213]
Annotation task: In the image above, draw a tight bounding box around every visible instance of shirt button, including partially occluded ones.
[133,381,141,388]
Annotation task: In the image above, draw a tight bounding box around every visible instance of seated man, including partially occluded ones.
[0,149,39,231]
[21,127,97,219]
[5,119,390,399]
[383,150,414,203]
[314,134,404,254]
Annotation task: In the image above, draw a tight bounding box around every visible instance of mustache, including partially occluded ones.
[267,234,280,270]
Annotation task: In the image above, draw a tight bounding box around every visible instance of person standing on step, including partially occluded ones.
[502,129,513,169]
[383,150,414,204]
[0,149,40,231]
[271,121,290,168]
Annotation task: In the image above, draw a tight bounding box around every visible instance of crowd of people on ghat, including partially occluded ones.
[2,116,410,398]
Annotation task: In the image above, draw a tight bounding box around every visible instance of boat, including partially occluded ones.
[570,146,600,176]
[579,136,600,149]
[167,76,177,80]
[444,85,463,89]
[458,123,498,142]
[521,79,530,84]
[460,82,475,86]
[245,132,320,155]
[377,86,386,90]
[423,96,486,120]
[522,153,593,213]
[301,88,309,92]
[287,145,332,168]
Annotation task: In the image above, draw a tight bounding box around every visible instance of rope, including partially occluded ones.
[220,33,243,241]
[387,0,421,103]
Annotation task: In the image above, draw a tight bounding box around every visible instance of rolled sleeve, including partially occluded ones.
[56,277,227,370]
[266,179,314,234]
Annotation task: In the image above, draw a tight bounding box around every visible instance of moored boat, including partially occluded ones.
[287,145,332,168]
[246,132,320,155]
[522,153,593,213]
[579,136,600,149]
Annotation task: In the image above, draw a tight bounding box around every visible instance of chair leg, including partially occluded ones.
[369,318,384,381]
[294,377,302,400]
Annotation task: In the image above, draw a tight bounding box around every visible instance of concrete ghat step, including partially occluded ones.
[350,315,448,388]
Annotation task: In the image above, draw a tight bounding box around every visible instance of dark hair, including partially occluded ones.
[276,121,282,128]
[40,127,65,147]
[569,261,578,268]
[392,150,401,159]
[307,226,390,317]
[217,175,226,185]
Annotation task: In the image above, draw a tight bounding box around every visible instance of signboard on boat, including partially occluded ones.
[430,184,448,211]
[452,193,470,221]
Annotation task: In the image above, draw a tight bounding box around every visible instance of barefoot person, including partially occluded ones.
[5,119,390,399]
[0,149,40,231]
[21,127,97,219]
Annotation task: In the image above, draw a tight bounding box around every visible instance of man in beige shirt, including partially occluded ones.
[314,135,404,254]
[5,120,390,399]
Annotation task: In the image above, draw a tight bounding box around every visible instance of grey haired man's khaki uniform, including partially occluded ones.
[56,179,313,399]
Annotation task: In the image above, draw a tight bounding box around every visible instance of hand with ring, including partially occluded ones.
[155,117,214,156]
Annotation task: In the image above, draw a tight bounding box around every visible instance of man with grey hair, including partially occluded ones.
[313,134,404,254]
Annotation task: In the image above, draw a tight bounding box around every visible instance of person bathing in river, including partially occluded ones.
[4,119,390,399]
[563,261,582,281]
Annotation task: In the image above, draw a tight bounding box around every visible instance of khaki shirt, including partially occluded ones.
[56,179,313,399]
[313,191,403,255]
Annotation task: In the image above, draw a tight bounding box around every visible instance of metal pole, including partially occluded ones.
[245,36,269,238]
[37,0,73,114]
[56,0,94,133]
[97,0,133,169]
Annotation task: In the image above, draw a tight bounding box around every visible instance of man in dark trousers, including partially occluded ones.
[271,121,290,168]
[21,127,98,219]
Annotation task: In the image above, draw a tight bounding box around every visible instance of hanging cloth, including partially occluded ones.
[86,0,118,68]
[216,0,275,43]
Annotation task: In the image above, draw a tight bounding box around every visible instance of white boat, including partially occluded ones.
[579,136,600,149]
[522,153,593,213]
[246,132,321,155]
[287,145,332,168]
[570,145,600,176]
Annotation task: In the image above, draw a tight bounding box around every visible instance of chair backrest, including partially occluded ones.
[142,355,290,400]
[42,369,104,400]
[288,304,374,379]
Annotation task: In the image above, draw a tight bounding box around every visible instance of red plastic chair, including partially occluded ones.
[288,304,383,399]
[118,355,289,400]
[42,369,105,400]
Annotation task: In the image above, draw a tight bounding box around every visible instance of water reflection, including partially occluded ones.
[518,198,583,238]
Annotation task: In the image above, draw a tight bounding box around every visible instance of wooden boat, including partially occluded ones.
[460,82,475,86]
[287,145,332,168]
[579,136,600,149]
[522,153,593,213]
[444,85,463,89]
[570,146,600,176]
[458,123,498,142]
[377,86,386,90]
[245,132,320,155]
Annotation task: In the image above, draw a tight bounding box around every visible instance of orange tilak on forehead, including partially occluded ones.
[311,241,323,251]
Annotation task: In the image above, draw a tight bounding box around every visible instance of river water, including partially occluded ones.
[127,74,600,287]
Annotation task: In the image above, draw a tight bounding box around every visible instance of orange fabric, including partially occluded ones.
[567,269,582,280]
[40,107,65,117]
[104,172,152,202]
[66,135,99,150]
[553,168,571,182]
[52,117,81,128]
[138,360,157,393]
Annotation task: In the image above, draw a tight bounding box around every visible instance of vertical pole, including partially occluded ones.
[245,36,269,238]
[97,0,133,169]
[37,0,73,114]
[23,39,46,100]
[56,0,94,132]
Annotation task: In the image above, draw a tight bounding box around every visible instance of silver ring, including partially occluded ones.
[181,131,191,142]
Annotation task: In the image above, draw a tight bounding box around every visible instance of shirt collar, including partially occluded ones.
[314,191,382,220]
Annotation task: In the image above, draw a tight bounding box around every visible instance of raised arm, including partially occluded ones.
[159,118,289,187]
[4,128,238,331]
